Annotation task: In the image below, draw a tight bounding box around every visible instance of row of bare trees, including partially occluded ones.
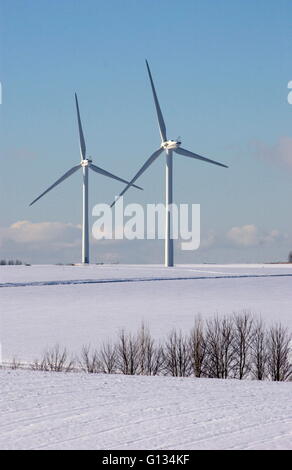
[0,259,24,265]
[29,313,291,381]
[188,314,290,381]
[31,344,75,372]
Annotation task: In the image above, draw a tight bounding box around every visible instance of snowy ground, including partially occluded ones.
[0,369,291,450]
[1,264,292,361]
[1,264,291,451]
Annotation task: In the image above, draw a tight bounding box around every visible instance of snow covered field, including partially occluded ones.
[0,264,291,450]
[0,369,291,450]
[1,264,292,361]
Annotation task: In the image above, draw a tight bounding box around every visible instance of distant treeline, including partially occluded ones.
[0,259,29,265]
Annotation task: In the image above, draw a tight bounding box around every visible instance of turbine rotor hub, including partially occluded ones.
[162,140,181,150]
[81,159,92,167]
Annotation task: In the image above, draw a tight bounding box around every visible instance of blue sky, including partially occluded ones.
[0,0,292,264]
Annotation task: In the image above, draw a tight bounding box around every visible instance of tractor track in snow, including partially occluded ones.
[1,272,292,288]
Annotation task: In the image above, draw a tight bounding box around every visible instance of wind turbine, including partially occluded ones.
[30,93,142,264]
[111,60,228,267]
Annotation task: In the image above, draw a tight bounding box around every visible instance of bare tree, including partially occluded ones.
[163,330,191,377]
[233,312,254,379]
[31,357,48,371]
[267,324,292,381]
[98,341,117,374]
[79,345,100,373]
[251,319,267,380]
[9,357,22,370]
[205,316,235,379]
[137,323,164,376]
[145,342,164,376]
[31,345,74,372]
[116,330,140,375]
[45,344,74,372]
[189,316,206,377]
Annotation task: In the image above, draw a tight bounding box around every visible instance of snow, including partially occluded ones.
[0,369,291,450]
[0,264,291,450]
[1,264,292,361]
[1,263,292,285]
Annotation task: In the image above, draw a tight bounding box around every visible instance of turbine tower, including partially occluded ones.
[111,60,228,267]
[30,93,142,264]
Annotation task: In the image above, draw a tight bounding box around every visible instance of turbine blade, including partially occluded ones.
[175,147,228,168]
[145,60,167,142]
[111,147,164,207]
[75,93,86,160]
[29,164,81,206]
[89,164,143,190]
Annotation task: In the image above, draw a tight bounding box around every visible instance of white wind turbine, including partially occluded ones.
[111,60,228,267]
[30,93,142,264]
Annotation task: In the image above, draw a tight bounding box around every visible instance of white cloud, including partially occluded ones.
[227,224,283,247]
[0,220,289,264]
[0,220,128,263]
[0,220,81,247]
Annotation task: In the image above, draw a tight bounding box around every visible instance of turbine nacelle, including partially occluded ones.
[80,158,92,167]
[161,140,182,150]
